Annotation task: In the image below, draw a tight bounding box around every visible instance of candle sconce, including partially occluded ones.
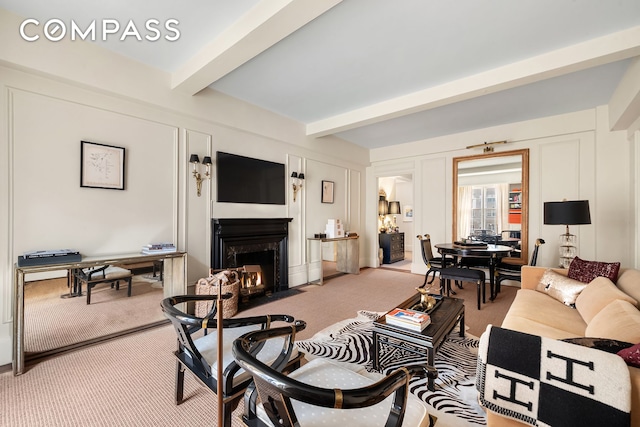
[189,154,212,197]
[291,171,305,202]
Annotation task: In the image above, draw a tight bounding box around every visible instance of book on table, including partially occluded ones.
[385,308,431,331]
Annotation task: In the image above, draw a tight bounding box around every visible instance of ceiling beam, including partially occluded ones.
[171,0,342,95]
[609,56,640,131]
[307,26,640,138]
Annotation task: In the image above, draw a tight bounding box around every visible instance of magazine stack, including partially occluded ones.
[384,308,431,332]
[141,243,176,255]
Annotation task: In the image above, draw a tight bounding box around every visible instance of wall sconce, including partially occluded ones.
[291,171,304,202]
[189,154,212,197]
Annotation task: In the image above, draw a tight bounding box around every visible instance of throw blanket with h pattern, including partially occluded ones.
[476,326,630,427]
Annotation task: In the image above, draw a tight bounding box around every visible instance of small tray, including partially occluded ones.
[409,294,443,314]
[453,241,488,248]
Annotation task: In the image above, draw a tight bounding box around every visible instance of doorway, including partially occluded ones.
[377,174,413,272]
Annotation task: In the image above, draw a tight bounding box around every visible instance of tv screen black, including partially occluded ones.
[216,152,286,204]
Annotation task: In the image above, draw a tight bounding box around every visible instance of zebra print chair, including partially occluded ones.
[233,325,437,427]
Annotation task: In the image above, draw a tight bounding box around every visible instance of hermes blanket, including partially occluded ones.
[476,326,631,427]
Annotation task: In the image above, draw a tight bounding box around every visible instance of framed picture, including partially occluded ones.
[403,205,414,222]
[321,180,334,204]
[80,141,125,190]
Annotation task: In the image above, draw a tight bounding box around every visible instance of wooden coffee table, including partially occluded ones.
[372,293,464,391]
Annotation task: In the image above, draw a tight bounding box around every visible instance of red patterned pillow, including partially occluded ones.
[568,257,621,283]
[618,343,640,368]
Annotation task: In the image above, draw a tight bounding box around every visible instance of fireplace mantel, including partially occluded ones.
[211,218,292,293]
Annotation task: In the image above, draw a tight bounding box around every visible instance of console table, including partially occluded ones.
[306,236,359,285]
[13,251,187,375]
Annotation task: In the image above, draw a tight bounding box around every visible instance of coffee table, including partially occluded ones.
[372,293,465,391]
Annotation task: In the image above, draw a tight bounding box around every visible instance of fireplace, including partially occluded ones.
[211,218,292,303]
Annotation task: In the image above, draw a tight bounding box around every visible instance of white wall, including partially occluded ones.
[369,108,635,275]
[0,44,368,367]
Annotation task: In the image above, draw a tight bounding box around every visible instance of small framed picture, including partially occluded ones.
[321,180,334,204]
[80,141,125,190]
[403,205,414,222]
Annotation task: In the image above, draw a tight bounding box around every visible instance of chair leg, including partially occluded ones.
[448,278,457,296]
[127,277,132,297]
[175,360,185,404]
[222,401,235,427]
[421,272,429,287]
[427,270,436,284]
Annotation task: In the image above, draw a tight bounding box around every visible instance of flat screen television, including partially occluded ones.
[216,151,286,204]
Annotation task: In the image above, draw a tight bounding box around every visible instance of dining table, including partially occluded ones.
[434,242,514,300]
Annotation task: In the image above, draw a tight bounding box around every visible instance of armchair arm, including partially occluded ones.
[161,294,299,382]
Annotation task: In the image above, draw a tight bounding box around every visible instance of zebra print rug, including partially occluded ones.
[296,310,486,426]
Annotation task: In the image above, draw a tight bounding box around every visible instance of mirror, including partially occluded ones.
[453,149,529,264]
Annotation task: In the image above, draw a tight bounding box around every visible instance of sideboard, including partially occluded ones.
[379,232,405,264]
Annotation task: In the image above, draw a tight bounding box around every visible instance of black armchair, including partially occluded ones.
[233,325,437,427]
[417,234,456,287]
[161,295,304,427]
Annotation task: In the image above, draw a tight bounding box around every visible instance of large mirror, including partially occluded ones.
[453,149,529,264]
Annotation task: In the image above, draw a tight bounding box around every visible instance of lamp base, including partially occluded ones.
[558,232,577,269]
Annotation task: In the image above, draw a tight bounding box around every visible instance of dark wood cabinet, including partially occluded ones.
[379,232,404,264]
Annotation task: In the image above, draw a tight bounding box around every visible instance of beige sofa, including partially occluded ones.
[486,266,640,427]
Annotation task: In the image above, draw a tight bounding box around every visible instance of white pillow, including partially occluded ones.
[536,269,588,307]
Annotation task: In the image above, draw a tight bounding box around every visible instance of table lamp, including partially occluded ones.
[388,201,401,229]
[378,196,388,232]
[543,200,591,268]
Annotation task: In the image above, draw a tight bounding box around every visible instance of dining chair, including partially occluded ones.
[495,238,545,290]
[161,294,304,427]
[233,325,437,427]
[417,234,456,287]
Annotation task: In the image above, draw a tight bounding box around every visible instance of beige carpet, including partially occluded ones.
[2,268,516,427]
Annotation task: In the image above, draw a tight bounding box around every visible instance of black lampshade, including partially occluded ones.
[189,154,200,163]
[544,200,591,225]
[378,199,388,215]
[202,156,212,165]
[291,172,298,178]
[388,201,401,215]
[298,173,304,180]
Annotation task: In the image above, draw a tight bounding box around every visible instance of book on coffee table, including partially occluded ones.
[385,308,431,331]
